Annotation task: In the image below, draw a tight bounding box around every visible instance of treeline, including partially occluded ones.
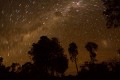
[0,36,120,80]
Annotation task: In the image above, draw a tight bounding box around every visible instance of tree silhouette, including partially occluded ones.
[28,36,68,76]
[85,42,98,63]
[0,56,3,65]
[102,0,120,28]
[68,42,79,75]
[0,57,5,72]
[51,54,68,77]
[0,57,10,80]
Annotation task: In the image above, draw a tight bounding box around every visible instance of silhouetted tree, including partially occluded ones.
[53,55,68,77]
[68,42,79,75]
[0,56,3,65]
[0,56,6,80]
[102,0,120,28]
[85,42,98,63]
[28,36,68,77]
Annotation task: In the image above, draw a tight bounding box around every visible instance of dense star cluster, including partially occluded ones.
[0,0,120,74]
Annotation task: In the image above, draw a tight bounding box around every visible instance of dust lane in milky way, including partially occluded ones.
[0,0,120,75]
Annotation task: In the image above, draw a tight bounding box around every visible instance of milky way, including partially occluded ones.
[0,0,120,75]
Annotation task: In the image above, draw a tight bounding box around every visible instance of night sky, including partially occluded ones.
[0,0,120,75]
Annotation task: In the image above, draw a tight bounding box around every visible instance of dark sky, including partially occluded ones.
[0,0,120,75]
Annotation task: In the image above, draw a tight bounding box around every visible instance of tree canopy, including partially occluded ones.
[28,36,68,76]
[102,0,120,28]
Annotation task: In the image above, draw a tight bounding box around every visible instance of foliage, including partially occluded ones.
[68,42,79,75]
[28,36,68,76]
[85,42,98,63]
[102,0,120,28]
[0,36,120,80]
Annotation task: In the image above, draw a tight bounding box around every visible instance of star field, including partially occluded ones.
[0,0,120,75]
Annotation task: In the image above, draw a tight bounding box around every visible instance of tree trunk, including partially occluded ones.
[75,59,79,75]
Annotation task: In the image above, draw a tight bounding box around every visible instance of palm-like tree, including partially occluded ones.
[68,42,79,74]
[85,42,98,63]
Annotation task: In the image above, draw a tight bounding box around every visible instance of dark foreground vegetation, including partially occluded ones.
[1,57,120,80]
[0,36,120,80]
[0,0,120,79]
